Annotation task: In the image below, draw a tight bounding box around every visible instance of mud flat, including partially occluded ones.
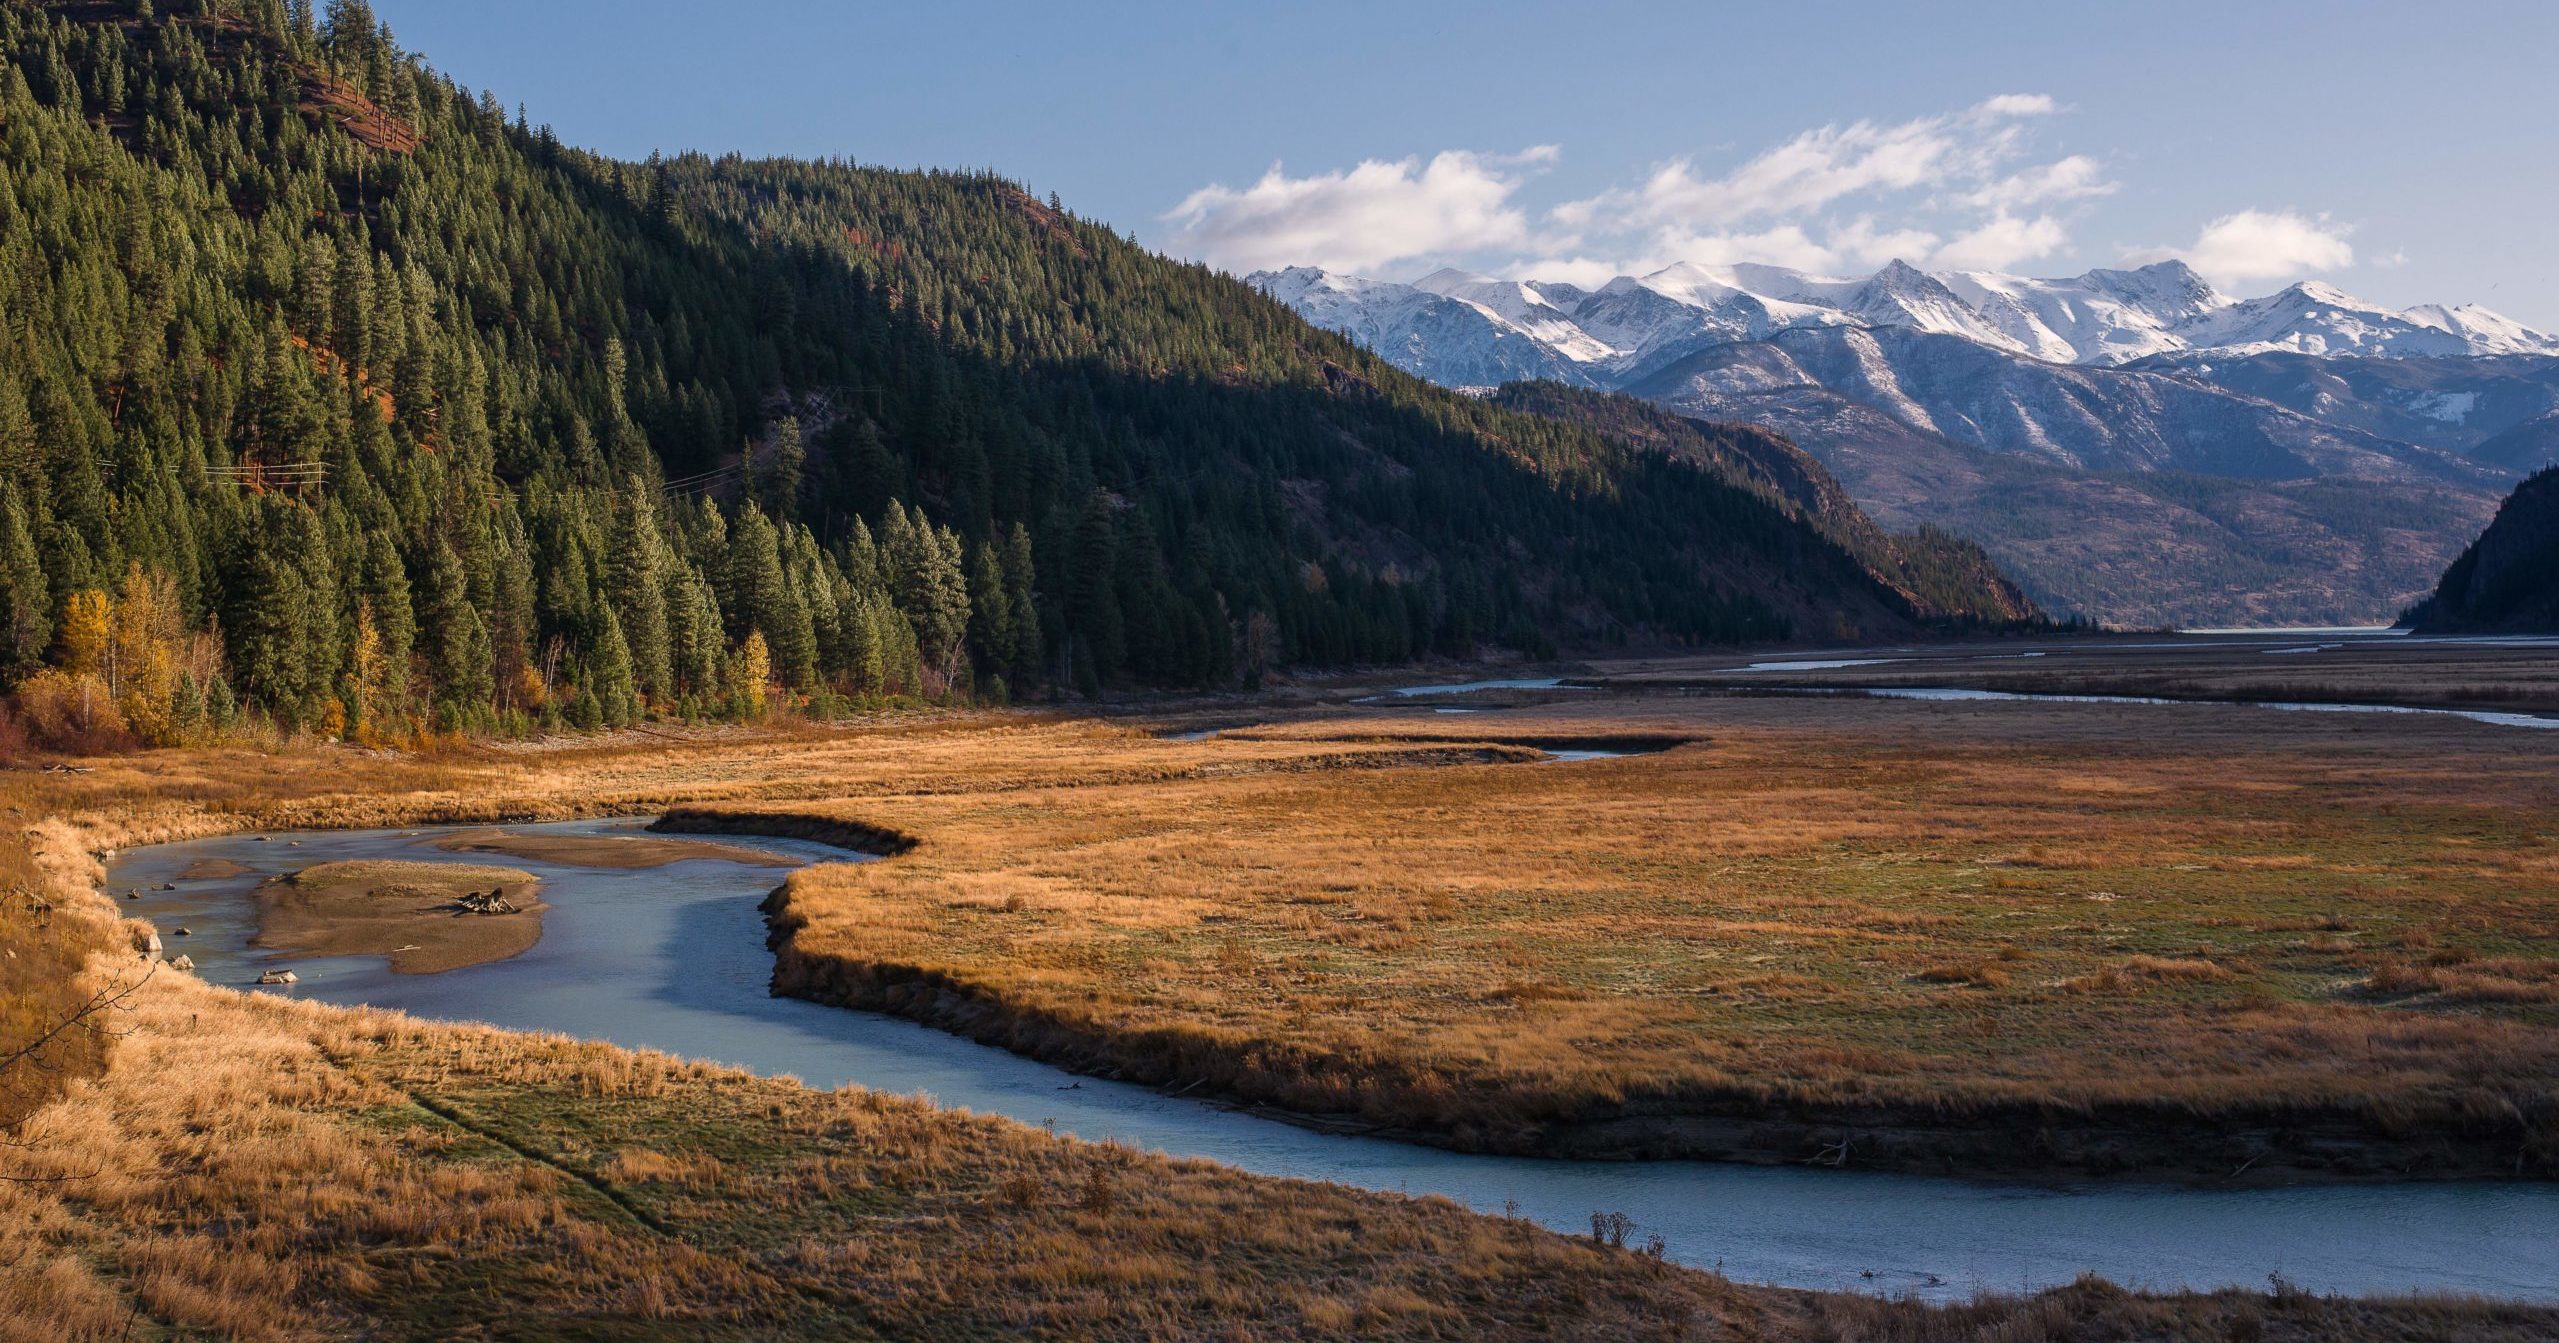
[430,825,797,870]
[253,859,543,974]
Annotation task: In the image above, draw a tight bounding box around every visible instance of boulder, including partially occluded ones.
[256,968,298,986]
[167,954,195,973]
[132,927,162,960]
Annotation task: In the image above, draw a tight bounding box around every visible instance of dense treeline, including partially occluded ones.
[0,0,2025,745]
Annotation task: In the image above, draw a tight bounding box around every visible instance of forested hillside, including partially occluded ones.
[0,0,2029,745]
[1482,383,2039,624]
[2407,466,2559,632]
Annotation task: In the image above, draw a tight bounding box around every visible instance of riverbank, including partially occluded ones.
[12,693,2559,1334]
[112,816,2559,1301]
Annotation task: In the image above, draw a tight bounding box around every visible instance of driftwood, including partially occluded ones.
[437,890,521,916]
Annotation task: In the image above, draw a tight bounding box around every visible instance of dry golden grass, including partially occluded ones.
[723,698,2559,1177]
[4,705,2558,1336]
[10,955,2544,1341]
[0,965,1767,1340]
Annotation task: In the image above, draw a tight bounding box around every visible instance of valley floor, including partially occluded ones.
[7,652,2559,1337]
[744,684,2559,1181]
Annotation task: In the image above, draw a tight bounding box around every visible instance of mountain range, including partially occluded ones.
[1253,260,2559,385]
[1254,260,2559,625]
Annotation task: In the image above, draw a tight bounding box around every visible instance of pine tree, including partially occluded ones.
[418,534,491,727]
[0,484,52,683]
[586,602,639,727]
[887,504,968,687]
[360,531,414,715]
[664,566,724,706]
[1066,492,1123,688]
[725,505,812,687]
[607,482,672,705]
[966,537,1012,691]
[1001,522,1041,689]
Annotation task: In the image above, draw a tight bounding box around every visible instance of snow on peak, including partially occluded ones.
[1254,258,2559,388]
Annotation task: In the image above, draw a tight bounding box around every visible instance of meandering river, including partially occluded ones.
[105,818,2559,1303]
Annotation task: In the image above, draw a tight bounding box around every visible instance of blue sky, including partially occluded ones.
[373,0,2559,321]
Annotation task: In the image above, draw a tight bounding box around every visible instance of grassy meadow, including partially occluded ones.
[3,692,2558,1337]
[739,696,2559,1176]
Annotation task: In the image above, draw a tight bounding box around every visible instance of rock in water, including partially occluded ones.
[257,968,298,985]
[168,954,195,973]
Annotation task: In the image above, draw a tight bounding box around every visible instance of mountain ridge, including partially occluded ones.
[1250,260,2559,386]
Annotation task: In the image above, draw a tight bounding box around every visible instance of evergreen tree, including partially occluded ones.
[225,500,337,725]
[418,534,491,727]
[966,537,1012,690]
[1001,522,1041,689]
[359,531,414,715]
[607,482,672,705]
[0,484,51,683]
[586,602,639,727]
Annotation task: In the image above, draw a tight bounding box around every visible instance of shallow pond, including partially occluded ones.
[107,819,2559,1303]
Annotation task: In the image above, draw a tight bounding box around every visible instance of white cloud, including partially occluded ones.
[1971,93,2059,119]
[2134,209,2354,286]
[1551,94,2075,238]
[1536,94,2105,278]
[1958,155,2113,212]
[1161,147,1554,274]
[1931,214,2071,271]
[1165,94,2132,282]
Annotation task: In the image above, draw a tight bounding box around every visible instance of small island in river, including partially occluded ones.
[252,860,545,975]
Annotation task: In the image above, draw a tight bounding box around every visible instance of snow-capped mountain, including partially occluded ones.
[2173,281,2559,360]
[1250,257,2553,629]
[1248,260,2559,382]
[1623,323,2499,484]
[1249,266,1589,387]
[1937,262,2230,364]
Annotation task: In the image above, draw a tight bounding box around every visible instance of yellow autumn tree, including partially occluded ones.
[55,588,109,680]
[733,629,771,720]
[348,598,390,741]
[109,564,183,745]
